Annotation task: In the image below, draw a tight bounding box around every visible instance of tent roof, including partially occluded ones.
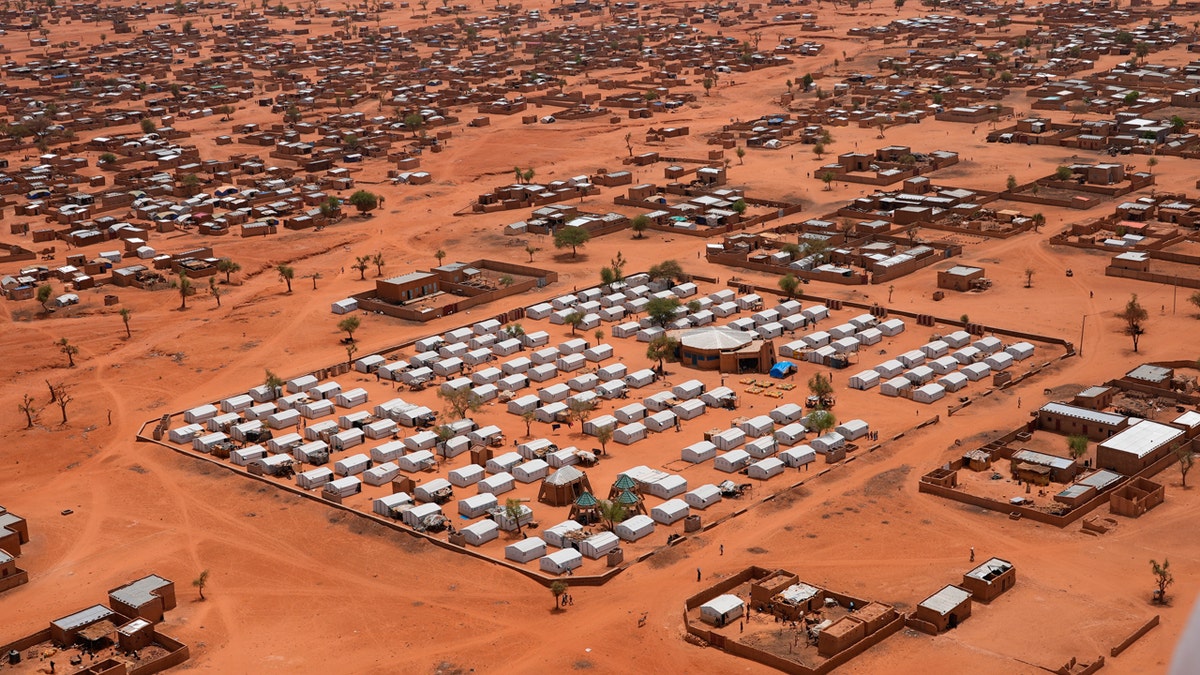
[617,489,641,505]
[613,474,637,490]
[575,491,598,507]
[545,466,585,485]
[675,327,756,351]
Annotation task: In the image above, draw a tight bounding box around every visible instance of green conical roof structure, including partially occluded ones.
[613,474,637,490]
[617,489,640,505]
[575,491,598,507]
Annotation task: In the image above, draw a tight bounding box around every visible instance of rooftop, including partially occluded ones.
[1012,449,1076,470]
[965,558,1013,583]
[919,585,971,615]
[1040,402,1127,427]
[1126,364,1172,384]
[109,574,172,608]
[1099,420,1183,459]
[52,605,114,632]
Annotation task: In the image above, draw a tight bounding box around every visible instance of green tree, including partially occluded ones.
[646,296,681,327]
[1118,293,1148,352]
[319,196,341,220]
[57,337,79,367]
[264,370,284,399]
[209,277,224,308]
[778,273,800,299]
[1151,559,1173,604]
[703,77,714,96]
[36,284,53,312]
[808,372,833,399]
[403,112,424,137]
[813,142,825,159]
[277,264,294,293]
[1171,115,1187,133]
[284,105,302,123]
[192,569,209,601]
[1054,165,1074,181]
[217,258,240,283]
[819,170,836,190]
[551,580,568,609]
[1024,267,1035,289]
[731,198,747,216]
[631,214,650,239]
[119,308,132,338]
[371,252,385,277]
[345,342,358,366]
[98,152,117,165]
[595,425,613,456]
[525,243,539,262]
[646,334,679,374]
[564,310,584,336]
[338,315,361,340]
[353,255,371,280]
[347,190,378,214]
[553,227,590,258]
[648,259,684,284]
[1147,157,1158,174]
[504,497,527,535]
[598,499,628,532]
[802,238,830,263]
[1067,435,1088,460]
[438,387,483,420]
[1187,290,1200,316]
[807,409,837,434]
[141,118,156,134]
[521,409,536,437]
[736,146,746,164]
[1006,175,1018,191]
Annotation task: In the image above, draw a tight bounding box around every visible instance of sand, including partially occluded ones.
[3,1,1200,673]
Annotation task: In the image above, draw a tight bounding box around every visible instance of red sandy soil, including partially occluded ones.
[2,2,1200,674]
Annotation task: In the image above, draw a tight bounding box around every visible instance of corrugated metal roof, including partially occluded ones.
[1040,402,1127,427]
[52,605,114,631]
[1100,421,1182,459]
[1012,449,1076,470]
[919,585,971,615]
[110,575,171,608]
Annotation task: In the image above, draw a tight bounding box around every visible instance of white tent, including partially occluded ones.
[874,360,904,378]
[700,595,745,627]
[625,369,656,388]
[498,374,530,392]
[614,423,647,445]
[940,371,969,392]
[505,537,547,563]
[920,340,950,359]
[774,422,807,446]
[905,366,935,385]
[913,383,946,404]
[540,548,584,575]
[651,498,690,525]
[544,519,584,548]
[402,502,442,528]
[514,459,551,483]
[715,449,751,472]
[363,462,400,487]
[486,451,522,474]
[414,478,453,503]
[335,453,371,477]
[449,463,486,487]
[398,449,437,473]
[461,519,499,546]
[811,432,846,454]
[459,493,499,518]
[962,362,992,381]
[929,356,959,375]
[748,457,786,480]
[647,474,688,499]
[324,476,362,499]
[878,318,905,336]
[974,336,1003,355]
[402,430,438,451]
[674,399,707,420]
[478,472,516,495]
[298,467,334,490]
[373,492,413,518]
[1006,341,1035,361]
[615,403,647,423]
[615,514,656,542]
[702,386,737,408]
[579,531,620,559]
[770,403,805,424]
[897,349,926,368]
[682,440,718,464]
[880,376,912,397]
[849,369,880,390]
[712,428,746,451]
[984,351,1014,371]
[598,363,628,381]
[645,410,678,432]
[685,484,722,510]
[780,445,816,468]
[745,436,779,459]
[739,415,774,437]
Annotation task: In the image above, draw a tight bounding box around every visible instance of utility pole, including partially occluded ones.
[1079,314,1086,358]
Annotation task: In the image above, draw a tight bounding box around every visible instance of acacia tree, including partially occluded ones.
[371,252,385,277]
[264,370,285,399]
[51,382,72,424]
[348,190,378,214]
[338,315,361,341]
[646,334,679,374]
[193,569,210,601]
[209,277,224,308]
[217,258,241,283]
[595,425,613,456]
[807,409,837,434]
[277,264,295,293]
[438,387,483,421]
[1024,267,1035,288]
[57,337,79,367]
[631,214,649,239]
[525,243,539,262]
[1067,435,1088,460]
[1151,559,1173,604]
[551,580,568,610]
[504,497,527,536]
[646,296,681,327]
[648,260,684,284]
[353,255,371,280]
[435,249,447,266]
[521,410,536,437]
[564,310,584,336]
[808,372,833,400]
[778,273,800,299]
[598,499,628,532]
[554,227,590,258]
[1118,294,1148,352]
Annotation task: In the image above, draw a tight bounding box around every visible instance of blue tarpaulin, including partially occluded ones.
[769,361,796,379]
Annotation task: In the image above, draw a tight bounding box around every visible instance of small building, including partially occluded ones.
[1109,476,1166,518]
[699,594,744,627]
[1010,449,1079,484]
[1097,421,1185,475]
[937,265,986,292]
[1036,402,1128,441]
[107,575,177,623]
[960,558,1015,603]
[673,327,776,374]
[913,585,972,632]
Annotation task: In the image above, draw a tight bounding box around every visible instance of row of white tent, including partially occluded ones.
[848,339,1036,402]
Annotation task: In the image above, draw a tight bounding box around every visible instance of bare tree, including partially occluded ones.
[1118,294,1148,352]
[18,394,39,429]
[50,382,73,424]
[57,337,79,367]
